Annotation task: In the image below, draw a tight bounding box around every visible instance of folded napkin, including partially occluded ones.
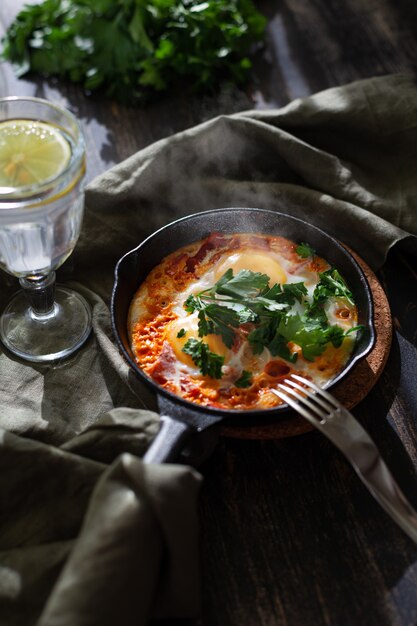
[82,72,417,275]
[0,73,416,626]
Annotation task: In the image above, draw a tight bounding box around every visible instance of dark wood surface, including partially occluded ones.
[1,1,417,625]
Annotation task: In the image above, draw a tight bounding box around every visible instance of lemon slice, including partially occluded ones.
[0,119,72,188]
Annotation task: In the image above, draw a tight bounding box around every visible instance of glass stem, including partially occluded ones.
[19,272,56,316]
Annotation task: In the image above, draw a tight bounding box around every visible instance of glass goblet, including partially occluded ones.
[0,96,91,362]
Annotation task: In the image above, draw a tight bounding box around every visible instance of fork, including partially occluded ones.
[271,374,417,545]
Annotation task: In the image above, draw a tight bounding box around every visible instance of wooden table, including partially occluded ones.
[1,2,417,625]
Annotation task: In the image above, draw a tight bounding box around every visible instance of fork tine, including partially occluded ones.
[273,383,333,423]
[278,384,324,419]
[291,374,341,410]
[276,377,417,546]
[283,378,335,414]
[271,386,322,425]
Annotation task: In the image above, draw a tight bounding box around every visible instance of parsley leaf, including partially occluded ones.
[277,315,348,361]
[305,301,328,326]
[184,294,204,313]
[314,269,354,305]
[268,331,298,362]
[249,296,288,313]
[296,242,316,258]
[176,328,186,338]
[276,314,324,361]
[281,282,308,304]
[346,325,364,336]
[214,269,270,299]
[234,370,253,388]
[1,0,267,105]
[259,282,307,307]
[248,320,278,355]
[197,309,215,337]
[225,302,258,324]
[181,264,360,373]
[323,325,346,348]
[182,338,224,379]
[197,304,239,348]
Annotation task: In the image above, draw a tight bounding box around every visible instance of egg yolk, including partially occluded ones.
[166,315,230,368]
[214,250,287,286]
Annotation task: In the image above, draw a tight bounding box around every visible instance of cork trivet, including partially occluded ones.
[221,250,392,440]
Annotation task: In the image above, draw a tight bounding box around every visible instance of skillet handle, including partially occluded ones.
[143,415,196,464]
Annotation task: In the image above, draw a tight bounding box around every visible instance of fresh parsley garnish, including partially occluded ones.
[234,370,253,388]
[197,305,239,348]
[181,265,360,376]
[214,269,270,299]
[247,319,278,355]
[305,301,329,326]
[313,269,354,305]
[296,242,316,258]
[184,294,204,314]
[278,282,308,304]
[176,328,186,338]
[186,296,251,348]
[182,338,224,379]
[268,330,298,362]
[185,271,263,348]
[1,0,267,105]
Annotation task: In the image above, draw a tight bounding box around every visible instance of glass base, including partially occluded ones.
[0,286,92,363]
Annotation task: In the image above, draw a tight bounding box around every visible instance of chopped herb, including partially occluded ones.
[176,328,186,338]
[214,268,270,299]
[182,338,224,379]
[313,268,354,305]
[305,301,328,326]
[296,242,316,258]
[1,0,267,105]
[268,331,298,362]
[225,302,258,323]
[181,266,359,375]
[197,305,238,348]
[184,294,204,314]
[322,325,346,349]
[276,315,355,361]
[186,283,258,347]
[280,282,308,304]
[248,319,279,355]
[346,325,364,337]
[234,370,253,388]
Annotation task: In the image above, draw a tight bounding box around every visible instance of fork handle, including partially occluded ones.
[352,451,417,544]
[316,410,417,544]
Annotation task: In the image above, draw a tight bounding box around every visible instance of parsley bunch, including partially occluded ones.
[181,264,361,381]
[1,0,266,104]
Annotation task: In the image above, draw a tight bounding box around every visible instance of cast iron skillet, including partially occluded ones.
[111,208,375,464]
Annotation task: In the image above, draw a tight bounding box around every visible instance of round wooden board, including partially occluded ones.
[221,250,392,440]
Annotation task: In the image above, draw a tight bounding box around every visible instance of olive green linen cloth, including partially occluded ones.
[0,73,416,626]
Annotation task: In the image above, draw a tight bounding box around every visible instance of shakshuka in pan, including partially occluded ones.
[128,232,362,410]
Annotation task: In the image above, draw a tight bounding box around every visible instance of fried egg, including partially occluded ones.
[128,232,359,410]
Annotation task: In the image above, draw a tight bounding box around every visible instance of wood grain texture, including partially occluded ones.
[1,1,417,626]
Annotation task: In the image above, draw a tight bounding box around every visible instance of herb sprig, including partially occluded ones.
[182,337,224,379]
[313,268,354,305]
[1,0,267,105]
[296,242,315,258]
[181,265,361,379]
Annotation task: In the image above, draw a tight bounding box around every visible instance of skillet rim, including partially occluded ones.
[111,207,376,419]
